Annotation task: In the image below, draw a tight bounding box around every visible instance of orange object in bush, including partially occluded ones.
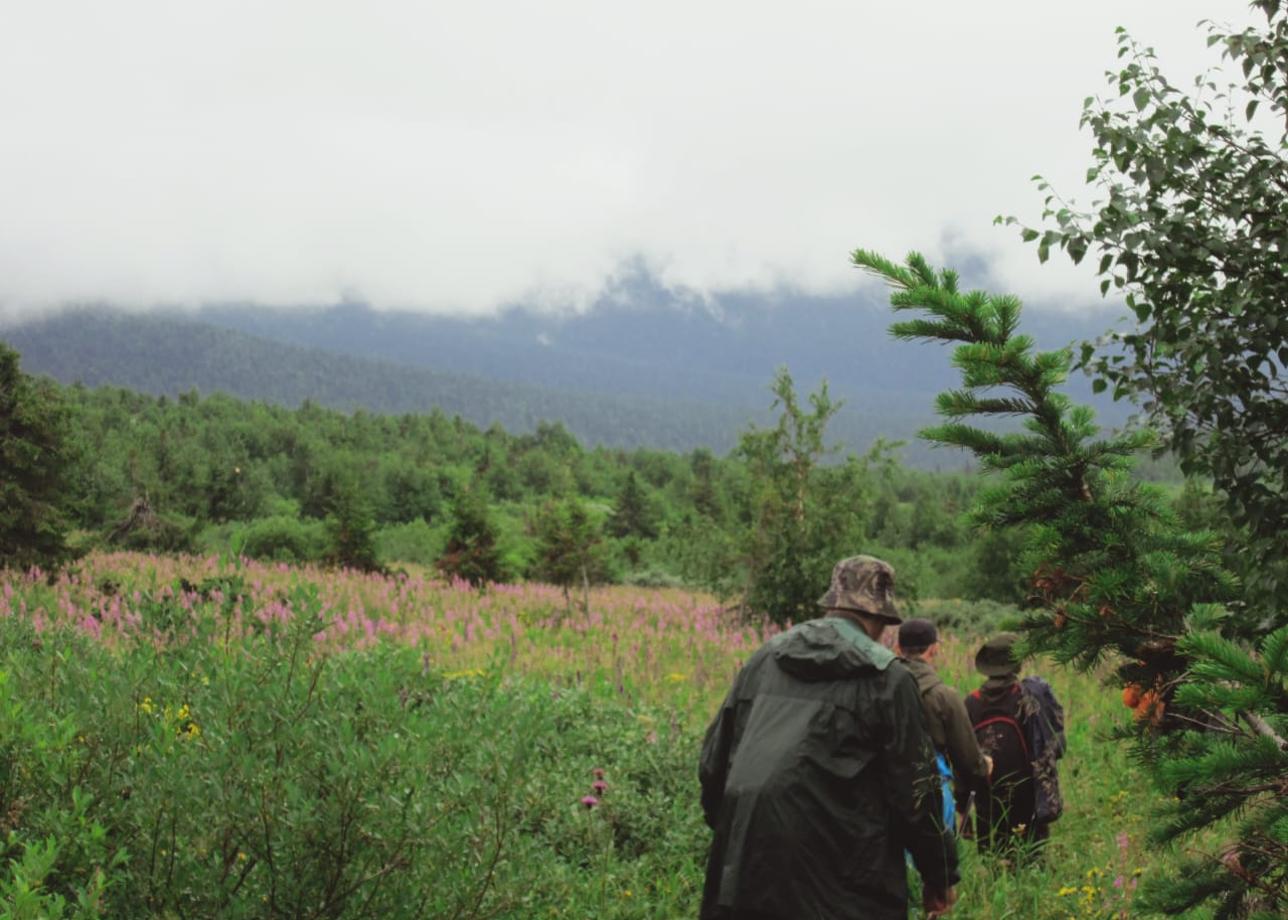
[1133,690,1165,725]
[1122,684,1142,708]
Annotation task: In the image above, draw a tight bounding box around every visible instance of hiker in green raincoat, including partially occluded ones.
[699,556,959,920]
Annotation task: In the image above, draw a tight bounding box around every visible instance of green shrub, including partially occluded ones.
[0,607,707,918]
[239,515,326,563]
[914,598,1020,638]
[621,566,687,590]
[106,507,198,555]
[374,518,447,566]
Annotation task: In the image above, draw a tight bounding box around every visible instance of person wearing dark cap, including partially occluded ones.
[964,633,1066,859]
[699,555,959,920]
[896,618,992,833]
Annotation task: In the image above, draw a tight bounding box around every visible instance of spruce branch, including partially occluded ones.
[1240,711,1288,752]
[858,247,1285,916]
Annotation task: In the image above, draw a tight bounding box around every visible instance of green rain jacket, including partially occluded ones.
[699,616,958,920]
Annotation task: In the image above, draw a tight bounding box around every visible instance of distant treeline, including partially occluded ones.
[45,379,1052,607]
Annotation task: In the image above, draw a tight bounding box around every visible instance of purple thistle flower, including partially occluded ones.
[592,780,608,794]
[580,795,599,809]
[592,767,605,780]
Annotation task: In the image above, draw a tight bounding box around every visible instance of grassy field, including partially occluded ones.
[0,553,1195,918]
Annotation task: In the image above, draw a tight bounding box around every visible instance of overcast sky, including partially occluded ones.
[0,1,1257,319]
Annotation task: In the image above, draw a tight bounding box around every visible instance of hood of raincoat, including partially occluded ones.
[771,617,895,681]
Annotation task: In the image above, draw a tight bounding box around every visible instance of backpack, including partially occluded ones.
[1020,676,1065,823]
[966,684,1033,787]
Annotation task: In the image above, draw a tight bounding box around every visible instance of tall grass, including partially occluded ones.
[0,553,1199,917]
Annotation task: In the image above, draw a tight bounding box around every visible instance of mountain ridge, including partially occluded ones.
[2,290,1132,466]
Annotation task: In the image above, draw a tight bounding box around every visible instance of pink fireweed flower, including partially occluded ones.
[580,795,599,809]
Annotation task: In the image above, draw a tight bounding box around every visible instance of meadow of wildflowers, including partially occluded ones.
[0,552,1197,918]
[2,551,775,716]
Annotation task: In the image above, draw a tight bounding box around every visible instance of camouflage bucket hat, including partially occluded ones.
[817,555,901,624]
[975,632,1022,677]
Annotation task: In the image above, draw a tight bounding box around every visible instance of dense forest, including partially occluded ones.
[4,335,1206,622]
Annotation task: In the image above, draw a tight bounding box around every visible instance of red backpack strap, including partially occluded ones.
[972,715,1033,761]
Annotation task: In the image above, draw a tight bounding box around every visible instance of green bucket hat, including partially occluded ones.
[817,555,901,624]
[975,633,1022,677]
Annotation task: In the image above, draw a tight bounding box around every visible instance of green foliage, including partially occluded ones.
[531,499,611,607]
[656,513,742,596]
[323,477,381,572]
[380,457,442,524]
[105,499,198,555]
[1009,4,1288,628]
[0,611,708,917]
[608,472,658,540]
[5,367,1044,601]
[0,343,78,572]
[734,368,871,624]
[438,487,505,587]
[0,554,1235,918]
[239,515,327,563]
[373,518,447,567]
[856,247,1286,917]
[911,597,1019,638]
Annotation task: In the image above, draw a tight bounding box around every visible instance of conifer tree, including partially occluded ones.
[324,477,381,572]
[852,249,1287,918]
[0,343,77,571]
[533,498,607,611]
[437,487,503,588]
[689,448,724,520]
[608,471,657,539]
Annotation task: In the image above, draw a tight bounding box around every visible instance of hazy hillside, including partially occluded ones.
[196,282,1124,410]
[1,288,1132,466]
[1,311,778,452]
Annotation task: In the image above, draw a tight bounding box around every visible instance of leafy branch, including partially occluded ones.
[854,248,1286,917]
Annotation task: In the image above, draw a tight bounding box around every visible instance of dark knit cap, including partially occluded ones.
[898,618,938,650]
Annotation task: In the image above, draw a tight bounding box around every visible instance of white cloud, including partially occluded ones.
[0,0,1255,318]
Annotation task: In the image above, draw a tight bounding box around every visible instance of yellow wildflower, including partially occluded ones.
[1057,886,1078,897]
[138,697,154,715]
[666,672,687,683]
[443,668,486,681]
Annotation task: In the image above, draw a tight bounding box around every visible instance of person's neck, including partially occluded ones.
[827,609,884,641]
